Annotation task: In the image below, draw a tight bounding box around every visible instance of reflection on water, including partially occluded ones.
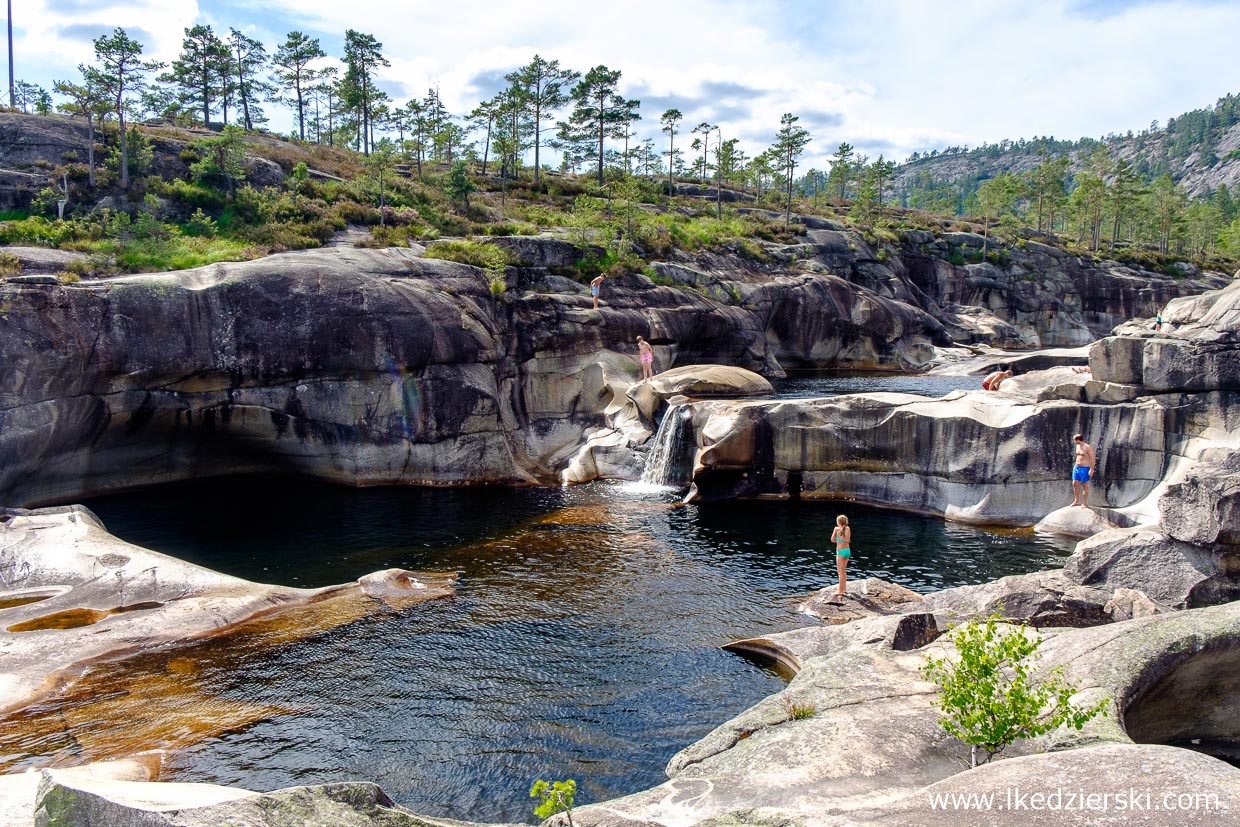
[1,477,1074,823]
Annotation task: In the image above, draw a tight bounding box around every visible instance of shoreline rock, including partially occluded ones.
[0,505,455,722]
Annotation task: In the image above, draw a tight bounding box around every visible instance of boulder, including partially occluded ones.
[0,246,88,276]
[1083,379,1146,403]
[627,365,774,422]
[0,753,161,827]
[917,569,1114,627]
[488,234,585,269]
[1034,504,1125,539]
[1063,526,1239,609]
[1089,335,1145,384]
[1103,587,1171,621]
[797,577,925,623]
[1159,451,1240,549]
[684,389,1220,524]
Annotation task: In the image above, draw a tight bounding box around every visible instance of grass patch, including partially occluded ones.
[84,234,259,273]
[424,238,512,271]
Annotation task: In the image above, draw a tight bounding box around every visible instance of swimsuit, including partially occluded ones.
[836,547,851,558]
[591,285,600,297]
[641,352,653,365]
[1073,465,1091,483]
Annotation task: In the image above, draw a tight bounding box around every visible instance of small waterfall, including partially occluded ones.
[641,403,691,487]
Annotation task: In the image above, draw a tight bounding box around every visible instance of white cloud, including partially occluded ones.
[7,0,1240,166]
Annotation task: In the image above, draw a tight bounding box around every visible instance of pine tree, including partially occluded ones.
[273,31,325,141]
[507,56,579,187]
[828,142,854,204]
[567,66,631,186]
[54,73,110,186]
[227,29,272,131]
[342,31,389,156]
[86,28,163,189]
[1107,158,1146,251]
[162,25,230,128]
[773,113,811,226]
[693,121,715,181]
[660,108,683,196]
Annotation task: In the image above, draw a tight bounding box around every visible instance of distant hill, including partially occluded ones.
[892,93,1240,209]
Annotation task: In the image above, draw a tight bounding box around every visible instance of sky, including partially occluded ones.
[7,0,1240,169]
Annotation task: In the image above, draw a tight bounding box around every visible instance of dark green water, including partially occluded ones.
[770,371,972,400]
[64,476,1074,822]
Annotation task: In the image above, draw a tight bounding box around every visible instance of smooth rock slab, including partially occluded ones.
[33,775,472,827]
[866,743,1240,826]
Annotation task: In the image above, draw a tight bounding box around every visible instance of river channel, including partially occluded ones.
[4,374,1075,822]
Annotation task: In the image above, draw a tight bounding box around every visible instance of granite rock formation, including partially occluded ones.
[0,505,454,720]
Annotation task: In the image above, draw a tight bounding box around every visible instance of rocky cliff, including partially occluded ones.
[684,279,1240,521]
[0,227,1228,507]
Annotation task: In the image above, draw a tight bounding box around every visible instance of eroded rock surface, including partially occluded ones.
[0,505,454,719]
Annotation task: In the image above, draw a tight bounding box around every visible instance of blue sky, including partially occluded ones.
[7,0,1240,168]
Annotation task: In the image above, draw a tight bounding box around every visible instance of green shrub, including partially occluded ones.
[921,614,1107,769]
[107,234,258,272]
[424,239,512,272]
[0,216,77,247]
[984,249,1011,266]
[530,779,576,827]
[182,208,217,238]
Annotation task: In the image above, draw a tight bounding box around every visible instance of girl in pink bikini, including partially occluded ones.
[637,336,655,380]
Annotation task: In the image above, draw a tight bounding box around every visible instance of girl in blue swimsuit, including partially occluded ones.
[830,515,851,596]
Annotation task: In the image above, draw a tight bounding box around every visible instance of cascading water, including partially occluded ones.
[640,403,692,487]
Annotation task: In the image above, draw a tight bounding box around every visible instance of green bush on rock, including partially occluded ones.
[920,614,1106,769]
[530,778,576,827]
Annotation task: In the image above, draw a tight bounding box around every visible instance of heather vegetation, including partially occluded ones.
[2,24,1238,279]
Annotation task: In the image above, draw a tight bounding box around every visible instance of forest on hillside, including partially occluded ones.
[3,24,1239,279]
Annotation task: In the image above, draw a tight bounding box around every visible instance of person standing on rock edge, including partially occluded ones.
[1071,433,1097,507]
[637,336,655,380]
[830,515,851,596]
[590,274,604,310]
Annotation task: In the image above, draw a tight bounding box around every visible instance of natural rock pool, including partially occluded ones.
[0,472,1073,823]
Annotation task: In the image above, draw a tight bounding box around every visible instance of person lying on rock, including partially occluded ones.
[982,369,1013,390]
[1071,433,1096,507]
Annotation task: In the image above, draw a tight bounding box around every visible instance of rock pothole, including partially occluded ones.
[1123,639,1240,767]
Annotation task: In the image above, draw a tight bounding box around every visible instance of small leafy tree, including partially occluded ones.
[920,614,1106,769]
[530,778,576,827]
[443,159,475,211]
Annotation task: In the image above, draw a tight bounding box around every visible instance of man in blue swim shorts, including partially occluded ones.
[1071,433,1096,507]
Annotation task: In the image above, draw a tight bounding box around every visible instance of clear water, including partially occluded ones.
[770,371,973,400]
[2,476,1077,822]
